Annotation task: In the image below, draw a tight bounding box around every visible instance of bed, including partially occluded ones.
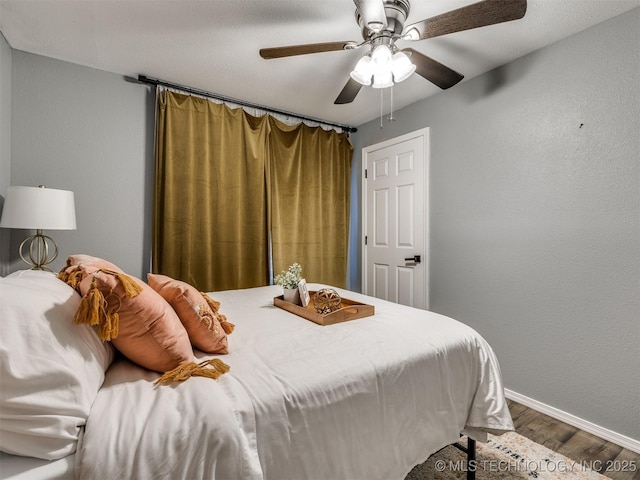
[0,267,513,480]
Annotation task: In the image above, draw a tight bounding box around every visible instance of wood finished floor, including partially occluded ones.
[508,399,640,480]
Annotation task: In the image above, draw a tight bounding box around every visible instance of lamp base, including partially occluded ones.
[18,229,59,271]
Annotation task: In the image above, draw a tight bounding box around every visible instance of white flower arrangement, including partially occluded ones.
[274,263,302,290]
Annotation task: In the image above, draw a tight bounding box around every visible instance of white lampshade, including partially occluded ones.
[350,55,374,86]
[391,51,416,83]
[0,186,76,230]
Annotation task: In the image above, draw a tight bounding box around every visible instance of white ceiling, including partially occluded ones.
[0,0,638,127]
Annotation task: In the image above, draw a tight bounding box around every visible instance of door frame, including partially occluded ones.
[361,127,430,309]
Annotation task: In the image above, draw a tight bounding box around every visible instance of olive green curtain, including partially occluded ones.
[153,90,353,291]
[153,91,270,291]
[269,120,353,287]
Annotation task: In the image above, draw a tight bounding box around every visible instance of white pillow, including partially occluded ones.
[0,270,114,460]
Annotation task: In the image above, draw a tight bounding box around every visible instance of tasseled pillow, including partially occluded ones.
[58,256,230,384]
[147,273,234,354]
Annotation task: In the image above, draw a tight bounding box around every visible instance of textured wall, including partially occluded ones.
[352,9,639,440]
[9,51,154,276]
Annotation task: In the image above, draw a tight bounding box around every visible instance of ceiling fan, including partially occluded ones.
[259,0,527,104]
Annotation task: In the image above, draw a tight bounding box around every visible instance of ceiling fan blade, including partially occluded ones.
[354,0,388,32]
[334,78,363,104]
[404,48,464,89]
[260,41,356,59]
[404,0,527,41]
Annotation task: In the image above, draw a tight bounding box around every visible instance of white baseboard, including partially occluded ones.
[505,389,640,454]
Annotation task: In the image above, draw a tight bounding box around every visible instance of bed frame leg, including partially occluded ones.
[467,438,476,480]
[452,436,476,480]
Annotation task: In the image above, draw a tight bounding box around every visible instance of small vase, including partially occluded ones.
[283,287,301,305]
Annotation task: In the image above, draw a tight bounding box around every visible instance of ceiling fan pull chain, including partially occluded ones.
[380,88,384,129]
[388,85,395,123]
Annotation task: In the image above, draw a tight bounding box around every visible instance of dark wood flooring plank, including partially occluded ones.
[607,449,640,480]
[558,430,621,464]
[507,400,639,480]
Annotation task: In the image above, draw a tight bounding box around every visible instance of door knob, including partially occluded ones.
[404,255,421,264]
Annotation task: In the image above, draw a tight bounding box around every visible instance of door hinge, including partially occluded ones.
[364,235,368,245]
[365,169,368,179]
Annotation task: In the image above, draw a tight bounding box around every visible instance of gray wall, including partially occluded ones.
[352,9,639,440]
[6,51,154,276]
[0,33,11,275]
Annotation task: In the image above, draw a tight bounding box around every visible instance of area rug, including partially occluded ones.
[406,432,607,480]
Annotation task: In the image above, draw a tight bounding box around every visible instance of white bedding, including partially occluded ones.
[0,452,74,480]
[75,284,513,480]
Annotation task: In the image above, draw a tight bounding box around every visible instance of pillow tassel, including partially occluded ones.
[57,268,70,284]
[98,310,119,342]
[67,269,84,291]
[101,269,142,298]
[201,293,221,313]
[201,292,234,333]
[74,278,107,330]
[154,358,230,386]
[218,314,235,334]
[58,266,84,292]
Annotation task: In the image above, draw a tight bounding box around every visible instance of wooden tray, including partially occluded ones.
[274,291,375,326]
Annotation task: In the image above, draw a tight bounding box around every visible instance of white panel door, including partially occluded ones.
[363,128,428,309]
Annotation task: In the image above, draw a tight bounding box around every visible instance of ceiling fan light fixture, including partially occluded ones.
[391,51,416,83]
[371,70,393,89]
[350,55,373,85]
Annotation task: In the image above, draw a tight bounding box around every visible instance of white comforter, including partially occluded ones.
[75,285,513,480]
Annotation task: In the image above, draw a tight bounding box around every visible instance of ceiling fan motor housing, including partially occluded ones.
[357,0,411,40]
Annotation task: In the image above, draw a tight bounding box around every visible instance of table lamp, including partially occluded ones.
[0,185,77,271]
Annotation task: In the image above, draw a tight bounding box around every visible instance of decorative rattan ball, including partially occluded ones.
[313,288,342,314]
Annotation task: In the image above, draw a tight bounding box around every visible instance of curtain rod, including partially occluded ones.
[137,75,357,133]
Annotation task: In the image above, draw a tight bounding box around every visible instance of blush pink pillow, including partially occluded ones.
[148,273,230,354]
[79,271,193,372]
[63,263,194,373]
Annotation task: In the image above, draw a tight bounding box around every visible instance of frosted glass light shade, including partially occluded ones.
[350,55,373,86]
[372,70,393,89]
[0,186,76,230]
[391,51,416,83]
[371,45,392,69]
